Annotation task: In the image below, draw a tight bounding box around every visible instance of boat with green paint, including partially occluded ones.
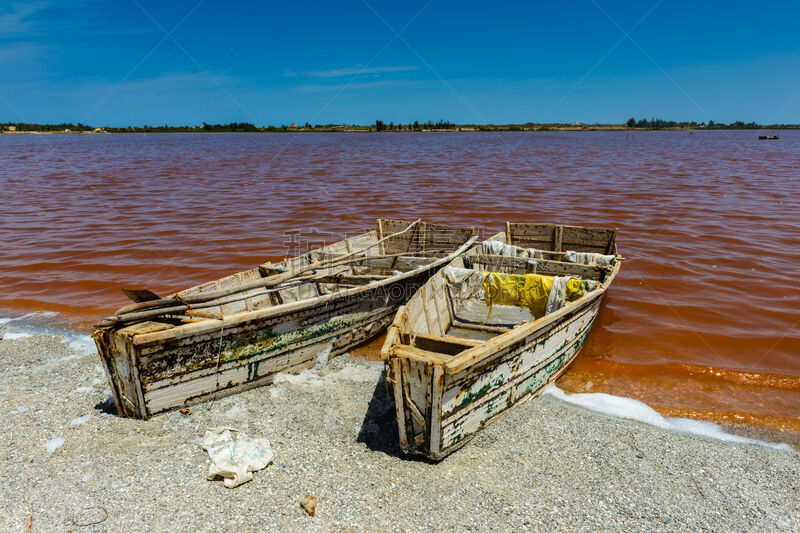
[381,222,621,459]
[93,219,476,419]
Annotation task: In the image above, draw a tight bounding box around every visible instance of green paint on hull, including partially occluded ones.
[142,307,395,386]
[446,315,596,449]
[457,374,505,408]
[225,311,387,365]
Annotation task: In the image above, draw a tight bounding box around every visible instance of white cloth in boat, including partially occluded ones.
[564,250,614,266]
[444,266,478,284]
[482,240,546,259]
[546,276,568,315]
[443,266,486,301]
[543,277,599,314]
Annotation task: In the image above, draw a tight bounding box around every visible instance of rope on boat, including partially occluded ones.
[208,318,225,408]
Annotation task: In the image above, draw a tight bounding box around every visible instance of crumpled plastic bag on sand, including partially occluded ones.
[201,428,274,488]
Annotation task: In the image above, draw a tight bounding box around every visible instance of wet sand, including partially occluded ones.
[1,332,798,532]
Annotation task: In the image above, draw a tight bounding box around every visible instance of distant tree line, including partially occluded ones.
[625,117,784,130]
[104,122,261,133]
[0,122,95,132]
[374,120,456,131]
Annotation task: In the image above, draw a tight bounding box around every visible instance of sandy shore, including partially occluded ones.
[0,331,798,532]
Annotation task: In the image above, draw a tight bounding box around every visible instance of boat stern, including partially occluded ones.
[386,353,446,459]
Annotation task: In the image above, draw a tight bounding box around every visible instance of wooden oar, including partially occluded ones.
[121,288,162,303]
[94,271,327,328]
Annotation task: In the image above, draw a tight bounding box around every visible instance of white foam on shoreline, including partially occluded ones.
[0,311,59,325]
[3,332,33,340]
[0,312,96,359]
[542,384,794,452]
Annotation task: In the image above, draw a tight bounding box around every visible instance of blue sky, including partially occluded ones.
[1,1,799,126]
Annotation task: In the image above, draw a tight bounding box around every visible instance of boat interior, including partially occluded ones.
[386,223,620,359]
[118,219,476,331]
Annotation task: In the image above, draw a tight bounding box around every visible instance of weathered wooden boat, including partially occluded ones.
[381,223,621,459]
[93,219,476,419]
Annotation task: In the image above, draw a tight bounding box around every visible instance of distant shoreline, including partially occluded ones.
[1,126,796,135]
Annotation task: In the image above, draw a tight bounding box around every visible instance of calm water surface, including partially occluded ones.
[1,131,798,431]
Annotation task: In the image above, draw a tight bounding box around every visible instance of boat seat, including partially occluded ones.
[400,332,481,356]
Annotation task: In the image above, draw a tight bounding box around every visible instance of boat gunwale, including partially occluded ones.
[128,234,478,346]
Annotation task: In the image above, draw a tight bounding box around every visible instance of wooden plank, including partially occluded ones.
[143,307,396,416]
[605,229,618,255]
[507,223,617,254]
[380,219,474,255]
[389,344,453,364]
[473,254,607,280]
[508,223,556,251]
[139,306,394,384]
[442,301,599,417]
[561,226,616,253]
[424,285,442,336]
[505,221,512,245]
[377,219,385,254]
[406,295,425,335]
[429,365,444,457]
[94,329,145,418]
[429,275,443,336]
[391,358,409,449]
[313,253,436,272]
[508,223,556,238]
[553,225,563,252]
[381,325,401,360]
[313,273,391,286]
[420,284,435,335]
[401,358,431,441]
[348,230,378,252]
[400,332,482,355]
[432,274,452,333]
[450,320,510,334]
[144,340,321,413]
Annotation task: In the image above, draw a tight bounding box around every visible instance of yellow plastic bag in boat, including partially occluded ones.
[482,272,588,319]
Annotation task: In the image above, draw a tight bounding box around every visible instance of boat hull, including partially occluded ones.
[391,295,604,460]
[95,271,434,419]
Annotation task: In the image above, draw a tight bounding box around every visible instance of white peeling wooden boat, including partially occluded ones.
[381,223,621,459]
[93,219,475,419]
